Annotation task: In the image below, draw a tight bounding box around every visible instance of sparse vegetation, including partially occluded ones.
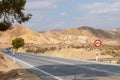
[100,44,120,57]
[24,43,120,59]
[26,46,57,54]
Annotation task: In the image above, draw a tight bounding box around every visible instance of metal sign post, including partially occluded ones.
[94,39,102,62]
[95,49,99,61]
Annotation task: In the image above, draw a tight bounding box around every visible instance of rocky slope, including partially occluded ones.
[41,26,119,45]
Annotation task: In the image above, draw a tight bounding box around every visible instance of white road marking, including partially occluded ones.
[21,54,120,76]
[6,55,63,80]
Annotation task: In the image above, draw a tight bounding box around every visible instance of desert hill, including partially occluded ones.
[41,26,119,44]
[0,25,50,44]
[0,25,119,46]
[78,26,116,39]
[107,28,120,39]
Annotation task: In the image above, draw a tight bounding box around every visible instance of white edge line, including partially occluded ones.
[6,54,63,80]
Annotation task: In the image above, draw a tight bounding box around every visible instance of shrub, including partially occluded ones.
[12,38,25,49]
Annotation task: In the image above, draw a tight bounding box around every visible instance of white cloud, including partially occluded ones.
[78,1,120,14]
[26,0,69,10]
[48,22,66,27]
[26,1,57,10]
[60,12,69,16]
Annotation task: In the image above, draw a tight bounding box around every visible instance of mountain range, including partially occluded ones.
[0,25,119,45]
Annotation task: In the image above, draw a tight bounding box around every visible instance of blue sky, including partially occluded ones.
[23,0,120,31]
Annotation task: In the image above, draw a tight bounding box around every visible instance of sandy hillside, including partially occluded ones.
[0,25,49,44]
[41,26,120,45]
[0,53,17,72]
[0,25,119,46]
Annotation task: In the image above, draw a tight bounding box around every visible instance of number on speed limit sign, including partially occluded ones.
[94,39,102,48]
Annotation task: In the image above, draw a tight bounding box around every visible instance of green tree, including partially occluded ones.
[0,0,32,31]
[12,38,25,49]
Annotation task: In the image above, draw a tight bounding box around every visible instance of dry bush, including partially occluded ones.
[117,60,120,64]
[26,46,57,53]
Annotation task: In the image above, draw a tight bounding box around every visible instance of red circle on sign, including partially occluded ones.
[94,39,102,48]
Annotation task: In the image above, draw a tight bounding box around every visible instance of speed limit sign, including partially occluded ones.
[94,39,102,61]
[94,39,102,48]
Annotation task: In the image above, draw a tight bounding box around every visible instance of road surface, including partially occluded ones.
[4,52,120,80]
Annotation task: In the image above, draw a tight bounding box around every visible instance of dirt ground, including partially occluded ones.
[98,77,120,80]
[0,69,42,80]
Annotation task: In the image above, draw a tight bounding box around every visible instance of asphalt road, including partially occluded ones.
[4,52,120,80]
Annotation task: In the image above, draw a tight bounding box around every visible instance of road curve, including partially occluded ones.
[5,52,120,80]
